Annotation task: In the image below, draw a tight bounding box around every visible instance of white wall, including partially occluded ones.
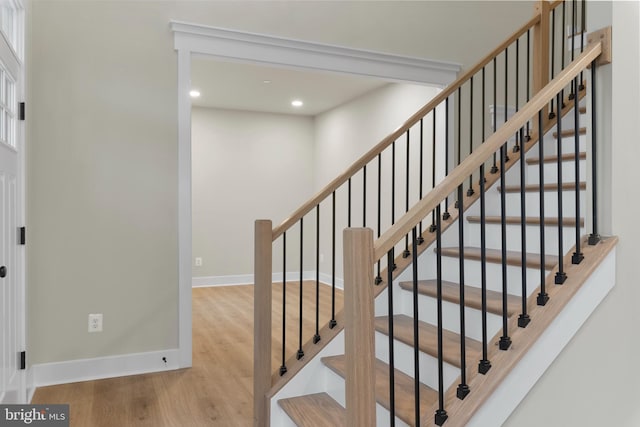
[192,84,441,284]
[504,2,640,426]
[191,107,314,280]
[313,83,443,281]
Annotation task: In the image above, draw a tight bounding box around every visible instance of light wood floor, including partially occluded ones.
[32,282,344,426]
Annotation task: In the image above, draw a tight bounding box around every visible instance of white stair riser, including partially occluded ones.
[526,158,586,184]
[464,222,584,255]
[545,133,586,155]
[397,288,503,343]
[375,330,459,393]
[435,256,546,299]
[478,189,587,217]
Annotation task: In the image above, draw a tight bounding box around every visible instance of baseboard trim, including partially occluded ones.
[32,349,181,388]
[192,274,254,287]
[192,271,344,289]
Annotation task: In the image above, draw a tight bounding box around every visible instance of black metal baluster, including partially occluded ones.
[430,110,438,232]
[411,227,421,425]
[419,118,428,239]
[443,101,451,220]
[562,0,566,103]
[537,110,550,305]
[482,67,486,147]
[314,205,321,344]
[579,0,586,90]
[434,205,448,426]
[569,0,576,99]
[514,38,521,153]
[376,154,383,284]
[491,57,498,174]
[468,77,475,196]
[297,219,305,359]
[457,184,470,400]
[588,60,600,245]
[504,47,510,161]
[526,29,531,140]
[518,125,530,328]
[404,131,411,258]
[555,92,567,285]
[280,232,288,375]
[330,193,337,327]
[572,75,584,265]
[455,88,461,209]
[347,178,352,227]
[478,163,492,374]
[499,143,512,351]
[392,141,396,230]
[550,7,556,119]
[387,249,396,426]
[363,166,367,227]
[391,142,397,271]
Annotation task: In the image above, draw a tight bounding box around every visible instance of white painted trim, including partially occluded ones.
[31,349,181,388]
[192,274,254,287]
[177,48,192,368]
[192,271,344,289]
[170,21,461,86]
[172,21,459,373]
[467,246,617,427]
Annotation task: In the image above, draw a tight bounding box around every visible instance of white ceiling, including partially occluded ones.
[190,57,391,116]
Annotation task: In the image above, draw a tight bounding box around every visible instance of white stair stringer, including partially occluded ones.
[466,246,616,427]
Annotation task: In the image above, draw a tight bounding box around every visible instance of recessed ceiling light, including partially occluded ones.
[291,100,303,107]
[263,80,272,84]
[190,90,201,98]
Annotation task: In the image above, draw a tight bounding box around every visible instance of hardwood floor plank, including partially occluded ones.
[31,283,343,426]
[322,355,438,426]
[374,315,482,369]
[438,246,559,270]
[278,392,346,427]
[398,280,520,317]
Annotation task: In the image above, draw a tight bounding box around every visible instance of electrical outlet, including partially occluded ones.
[88,313,103,333]
[195,257,203,267]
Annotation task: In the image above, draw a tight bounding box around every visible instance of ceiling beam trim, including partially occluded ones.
[170,21,461,86]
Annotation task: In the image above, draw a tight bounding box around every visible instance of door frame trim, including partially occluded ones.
[171,21,460,368]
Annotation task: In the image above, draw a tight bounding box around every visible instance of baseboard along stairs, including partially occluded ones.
[253,2,615,426]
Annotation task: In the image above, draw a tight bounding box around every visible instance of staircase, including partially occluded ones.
[253,2,616,426]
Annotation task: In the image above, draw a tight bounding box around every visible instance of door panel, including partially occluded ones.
[0,0,24,404]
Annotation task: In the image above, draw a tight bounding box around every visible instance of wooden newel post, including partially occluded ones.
[343,228,376,426]
[254,219,273,427]
[533,0,551,130]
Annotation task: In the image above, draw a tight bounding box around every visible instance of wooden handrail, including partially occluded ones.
[373,41,602,261]
[271,14,543,240]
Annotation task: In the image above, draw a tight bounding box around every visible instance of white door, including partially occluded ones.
[0,0,25,404]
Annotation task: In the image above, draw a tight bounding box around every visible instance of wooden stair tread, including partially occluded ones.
[278,393,346,427]
[498,181,586,193]
[467,215,584,227]
[322,355,437,426]
[438,246,559,270]
[579,106,586,114]
[374,314,482,368]
[553,127,586,138]
[398,280,520,317]
[526,151,586,164]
